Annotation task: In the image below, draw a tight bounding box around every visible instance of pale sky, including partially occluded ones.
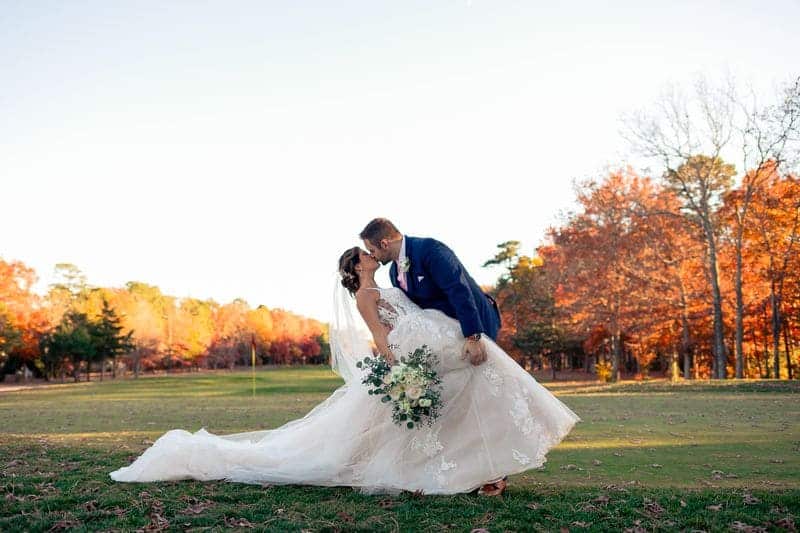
[2,1,798,322]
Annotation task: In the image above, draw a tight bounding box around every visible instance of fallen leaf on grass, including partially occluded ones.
[613,451,624,457]
[103,507,127,518]
[526,502,540,510]
[729,521,767,532]
[143,511,169,532]
[48,516,82,532]
[769,459,784,464]
[182,499,215,514]
[650,464,663,468]
[378,498,397,509]
[592,459,602,466]
[742,493,761,505]
[623,519,646,533]
[337,511,355,523]
[476,512,493,525]
[223,517,255,528]
[680,500,687,508]
[706,504,723,512]
[643,498,665,516]
[592,494,610,505]
[81,500,98,512]
[772,516,796,531]
[571,521,590,528]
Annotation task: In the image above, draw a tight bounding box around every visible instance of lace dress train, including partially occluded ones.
[110,288,581,494]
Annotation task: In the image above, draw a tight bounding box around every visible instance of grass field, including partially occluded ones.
[1,368,799,532]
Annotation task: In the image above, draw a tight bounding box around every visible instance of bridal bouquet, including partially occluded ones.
[356,345,443,429]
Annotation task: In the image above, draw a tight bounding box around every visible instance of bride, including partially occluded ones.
[109,248,581,495]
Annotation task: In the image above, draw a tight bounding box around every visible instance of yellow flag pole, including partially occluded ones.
[251,334,256,398]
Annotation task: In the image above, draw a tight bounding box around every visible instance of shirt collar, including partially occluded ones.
[398,235,407,264]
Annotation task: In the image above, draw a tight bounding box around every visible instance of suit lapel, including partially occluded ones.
[389,260,398,289]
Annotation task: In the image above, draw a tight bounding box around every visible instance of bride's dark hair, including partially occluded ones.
[338,247,361,295]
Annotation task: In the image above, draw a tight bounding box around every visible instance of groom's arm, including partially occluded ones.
[424,241,484,338]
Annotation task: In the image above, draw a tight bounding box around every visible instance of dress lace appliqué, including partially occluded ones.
[512,449,531,465]
[483,362,503,397]
[510,393,536,436]
[411,428,444,458]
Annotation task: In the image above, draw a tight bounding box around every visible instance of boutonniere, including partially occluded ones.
[398,257,411,273]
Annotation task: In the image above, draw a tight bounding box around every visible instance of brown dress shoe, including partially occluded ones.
[477,476,508,496]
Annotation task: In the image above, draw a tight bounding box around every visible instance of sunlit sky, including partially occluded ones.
[2,1,798,322]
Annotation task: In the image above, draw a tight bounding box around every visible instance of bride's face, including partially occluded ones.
[357,249,379,274]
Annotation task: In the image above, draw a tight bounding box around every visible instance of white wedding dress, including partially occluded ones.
[110,287,581,494]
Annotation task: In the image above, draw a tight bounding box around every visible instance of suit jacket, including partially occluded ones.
[390,236,501,340]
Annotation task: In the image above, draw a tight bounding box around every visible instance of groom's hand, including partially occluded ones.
[463,337,487,366]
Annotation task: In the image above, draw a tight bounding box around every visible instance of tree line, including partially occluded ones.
[489,75,800,381]
[0,262,328,381]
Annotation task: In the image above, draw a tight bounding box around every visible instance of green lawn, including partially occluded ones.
[1,368,798,532]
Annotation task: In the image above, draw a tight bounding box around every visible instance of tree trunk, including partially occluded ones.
[706,231,727,379]
[770,283,781,379]
[734,234,745,378]
[679,284,692,379]
[761,302,771,377]
[783,318,793,380]
[670,345,680,382]
[112,355,117,379]
[611,331,622,382]
[100,357,105,381]
[86,359,91,382]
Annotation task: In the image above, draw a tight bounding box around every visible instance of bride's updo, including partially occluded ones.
[338,247,361,295]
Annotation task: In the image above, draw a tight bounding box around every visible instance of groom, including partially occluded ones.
[359,218,501,368]
[360,218,506,496]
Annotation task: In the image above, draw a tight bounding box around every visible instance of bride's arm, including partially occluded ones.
[355,289,395,365]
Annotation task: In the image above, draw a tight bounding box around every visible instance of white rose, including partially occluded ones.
[382,373,393,385]
[406,386,422,400]
[389,386,402,401]
[419,398,432,408]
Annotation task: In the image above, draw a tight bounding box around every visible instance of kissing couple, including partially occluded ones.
[111,218,581,496]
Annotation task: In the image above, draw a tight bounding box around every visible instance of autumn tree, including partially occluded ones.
[748,173,800,378]
[0,258,45,375]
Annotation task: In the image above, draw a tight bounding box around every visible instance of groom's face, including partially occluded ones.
[363,239,392,265]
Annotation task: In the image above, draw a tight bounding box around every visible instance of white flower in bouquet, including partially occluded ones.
[357,345,443,430]
[390,366,404,380]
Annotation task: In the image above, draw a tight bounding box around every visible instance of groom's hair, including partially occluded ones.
[359,218,401,243]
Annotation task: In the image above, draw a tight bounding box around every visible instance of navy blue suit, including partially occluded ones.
[390,236,501,341]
